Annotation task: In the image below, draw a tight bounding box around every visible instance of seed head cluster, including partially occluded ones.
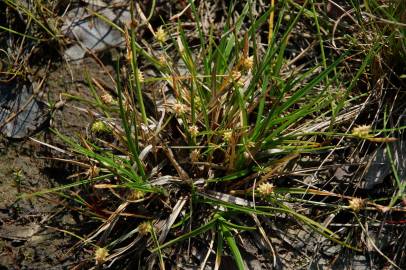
[257,182,275,196]
[223,130,233,142]
[189,125,199,137]
[95,247,109,265]
[173,102,187,114]
[87,165,100,178]
[136,69,144,83]
[348,198,365,212]
[100,93,117,105]
[138,222,152,236]
[155,26,168,43]
[91,120,110,134]
[352,125,372,138]
[128,190,145,201]
[241,56,254,71]
[190,149,200,162]
[231,70,241,82]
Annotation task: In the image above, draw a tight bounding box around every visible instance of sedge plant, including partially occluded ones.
[34,0,406,269]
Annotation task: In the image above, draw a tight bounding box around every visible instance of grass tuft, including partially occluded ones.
[11,0,406,268]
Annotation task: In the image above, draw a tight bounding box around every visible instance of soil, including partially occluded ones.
[0,56,114,269]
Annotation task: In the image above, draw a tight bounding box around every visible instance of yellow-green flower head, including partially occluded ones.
[241,56,254,71]
[136,69,144,83]
[352,125,372,138]
[348,198,365,212]
[194,96,202,109]
[155,26,168,44]
[223,130,233,142]
[173,102,187,114]
[190,149,200,162]
[257,182,275,196]
[158,54,167,66]
[87,165,100,178]
[189,125,199,137]
[246,141,255,149]
[138,222,152,236]
[91,121,110,134]
[128,190,145,200]
[100,93,117,105]
[95,247,109,265]
[231,70,241,81]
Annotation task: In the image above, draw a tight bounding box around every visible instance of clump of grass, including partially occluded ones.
[1,1,63,78]
[29,0,406,269]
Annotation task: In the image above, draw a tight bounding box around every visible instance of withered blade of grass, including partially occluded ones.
[162,144,190,181]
